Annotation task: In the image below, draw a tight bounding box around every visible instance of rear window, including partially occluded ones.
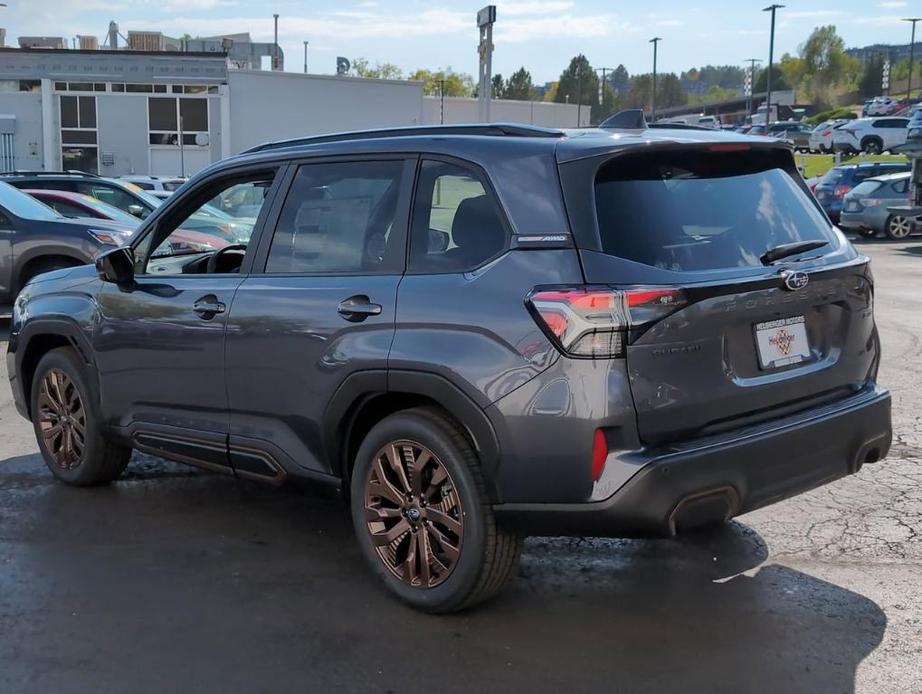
[594,149,833,272]
[819,167,847,185]
[850,180,883,196]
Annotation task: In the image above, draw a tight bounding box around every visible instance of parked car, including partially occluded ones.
[867,97,897,116]
[120,175,187,192]
[813,161,912,222]
[147,190,174,201]
[768,121,812,152]
[832,117,909,154]
[839,172,914,240]
[0,181,134,304]
[7,122,891,612]
[23,188,227,254]
[1,171,162,219]
[747,124,768,136]
[808,119,847,153]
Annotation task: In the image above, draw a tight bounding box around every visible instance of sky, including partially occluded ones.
[3,1,919,84]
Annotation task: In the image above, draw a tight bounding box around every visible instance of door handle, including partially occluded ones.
[192,295,226,319]
[337,295,382,322]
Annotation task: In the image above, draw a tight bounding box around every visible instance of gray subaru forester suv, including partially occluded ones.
[7,121,891,612]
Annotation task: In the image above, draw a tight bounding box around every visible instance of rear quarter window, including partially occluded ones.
[850,180,883,196]
[594,149,834,272]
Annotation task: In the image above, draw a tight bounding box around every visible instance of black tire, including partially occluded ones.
[350,407,522,613]
[861,138,883,155]
[30,347,131,486]
[885,214,912,240]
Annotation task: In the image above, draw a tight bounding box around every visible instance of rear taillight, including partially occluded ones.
[833,184,852,199]
[528,286,687,358]
[820,129,831,136]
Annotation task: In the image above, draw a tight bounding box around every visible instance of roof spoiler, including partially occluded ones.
[599,109,648,130]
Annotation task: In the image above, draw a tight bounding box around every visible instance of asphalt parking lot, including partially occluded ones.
[0,237,920,694]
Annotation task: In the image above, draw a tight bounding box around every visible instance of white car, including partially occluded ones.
[832,117,909,154]
[867,97,896,116]
[120,175,187,192]
[808,119,846,153]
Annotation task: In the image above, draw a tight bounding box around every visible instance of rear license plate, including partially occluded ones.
[755,316,811,369]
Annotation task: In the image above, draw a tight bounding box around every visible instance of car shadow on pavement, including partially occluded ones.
[0,452,887,694]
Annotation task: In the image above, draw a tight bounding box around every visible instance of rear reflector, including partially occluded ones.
[591,429,608,482]
[528,285,687,358]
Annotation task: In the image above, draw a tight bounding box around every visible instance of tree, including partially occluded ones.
[492,74,506,99]
[623,74,653,110]
[859,53,885,98]
[608,64,630,95]
[554,54,599,112]
[754,64,791,93]
[505,67,537,101]
[799,25,857,106]
[542,81,559,102]
[351,57,403,80]
[656,73,687,109]
[409,68,475,96]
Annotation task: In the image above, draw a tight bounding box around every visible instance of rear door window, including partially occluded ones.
[594,149,834,272]
[849,180,883,196]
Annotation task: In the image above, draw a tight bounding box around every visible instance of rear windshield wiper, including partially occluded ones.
[760,240,829,265]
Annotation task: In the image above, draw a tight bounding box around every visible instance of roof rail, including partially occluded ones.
[0,169,100,178]
[243,123,566,154]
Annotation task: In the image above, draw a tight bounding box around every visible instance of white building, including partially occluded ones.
[0,47,584,177]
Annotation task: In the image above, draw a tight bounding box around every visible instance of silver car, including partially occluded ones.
[839,172,913,239]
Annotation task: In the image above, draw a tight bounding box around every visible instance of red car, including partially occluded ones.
[24,189,228,254]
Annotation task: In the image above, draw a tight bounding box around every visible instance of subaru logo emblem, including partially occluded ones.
[782,270,809,291]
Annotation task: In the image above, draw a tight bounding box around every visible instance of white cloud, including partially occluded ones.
[496,1,575,16]
[851,14,909,27]
[783,10,842,19]
[656,19,683,27]
[877,1,907,7]
[495,14,624,42]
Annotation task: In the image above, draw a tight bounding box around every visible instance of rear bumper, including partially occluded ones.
[494,386,891,537]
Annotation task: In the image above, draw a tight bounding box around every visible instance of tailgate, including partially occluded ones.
[621,261,876,444]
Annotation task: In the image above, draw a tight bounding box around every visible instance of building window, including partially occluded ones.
[148,97,209,147]
[60,95,98,173]
[55,82,105,92]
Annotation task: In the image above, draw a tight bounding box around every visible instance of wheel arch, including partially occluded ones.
[16,319,96,419]
[16,250,89,293]
[324,370,502,501]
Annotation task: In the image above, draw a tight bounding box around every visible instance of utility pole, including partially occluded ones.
[576,62,582,127]
[649,37,661,121]
[596,66,615,119]
[303,40,309,73]
[272,14,279,71]
[745,58,762,119]
[904,18,921,99]
[763,4,784,125]
[477,6,496,123]
[440,79,445,124]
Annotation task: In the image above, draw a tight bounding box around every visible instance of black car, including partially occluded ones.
[1,171,160,219]
[7,120,891,612]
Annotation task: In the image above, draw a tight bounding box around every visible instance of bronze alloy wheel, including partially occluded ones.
[364,440,463,589]
[36,368,86,470]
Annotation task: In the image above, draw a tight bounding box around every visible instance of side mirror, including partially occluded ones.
[128,204,145,218]
[95,246,135,286]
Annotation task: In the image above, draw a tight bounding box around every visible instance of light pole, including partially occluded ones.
[272,14,279,71]
[745,58,762,119]
[649,37,661,121]
[596,66,615,118]
[575,62,582,127]
[904,18,921,99]
[763,4,784,125]
[303,40,309,73]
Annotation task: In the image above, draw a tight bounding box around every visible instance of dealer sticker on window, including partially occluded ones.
[755,316,811,369]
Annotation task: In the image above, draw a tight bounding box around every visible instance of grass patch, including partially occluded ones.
[792,153,909,179]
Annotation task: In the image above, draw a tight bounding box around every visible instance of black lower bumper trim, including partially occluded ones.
[494,387,891,538]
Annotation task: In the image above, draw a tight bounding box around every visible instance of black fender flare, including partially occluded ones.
[323,369,502,500]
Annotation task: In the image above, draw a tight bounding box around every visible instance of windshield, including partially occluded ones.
[594,149,834,272]
[132,188,163,209]
[0,181,61,221]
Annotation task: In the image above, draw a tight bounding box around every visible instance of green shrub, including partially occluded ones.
[805,108,858,126]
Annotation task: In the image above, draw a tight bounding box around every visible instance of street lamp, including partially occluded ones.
[303,40,309,74]
[649,37,661,121]
[904,18,921,99]
[763,4,784,125]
